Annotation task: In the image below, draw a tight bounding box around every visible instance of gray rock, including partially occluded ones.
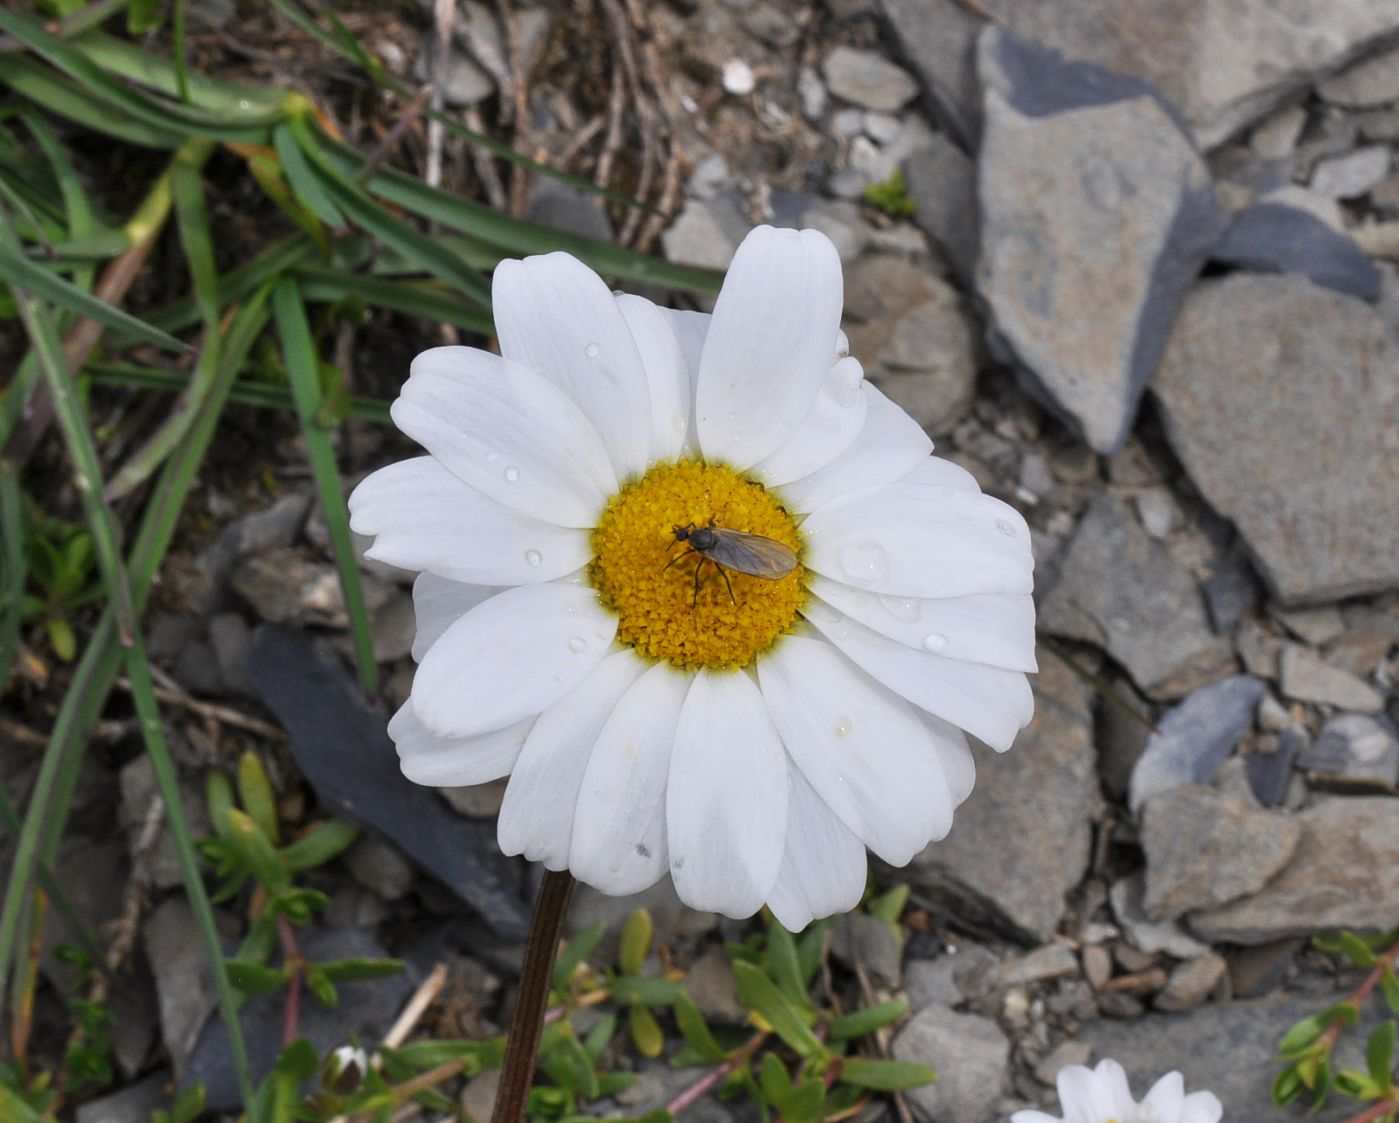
[662,199,741,271]
[414,36,493,107]
[1128,675,1266,810]
[1041,494,1234,698]
[1133,487,1179,539]
[525,178,613,243]
[1078,995,1386,1122]
[822,46,919,113]
[231,549,395,629]
[1273,604,1348,645]
[683,947,744,1022]
[1245,726,1306,808]
[1201,543,1261,634]
[1210,203,1382,300]
[905,657,1097,942]
[460,1068,501,1123]
[975,29,1225,454]
[903,135,979,285]
[1319,45,1399,108]
[1298,714,1399,784]
[208,612,253,697]
[1034,1039,1095,1085]
[369,592,416,663]
[1280,645,1385,712]
[881,0,1399,150]
[144,898,221,1073]
[195,493,310,607]
[1154,273,1399,604]
[614,1060,736,1123]
[1192,796,1399,943]
[1109,875,1210,959]
[1249,104,1308,159]
[345,834,416,900]
[170,638,224,696]
[1094,673,1153,799]
[567,877,717,960]
[75,1071,171,1123]
[1310,145,1392,198]
[904,945,1001,1010]
[1139,786,1300,919]
[999,942,1078,987]
[893,1004,1010,1123]
[831,911,903,988]
[1155,952,1227,1011]
[120,755,212,891]
[438,779,508,818]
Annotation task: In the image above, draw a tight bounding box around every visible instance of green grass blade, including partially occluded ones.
[142,234,312,336]
[0,467,23,693]
[171,0,190,103]
[1,55,184,149]
[273,122,345,231]
[272,278,378,693]
[293,265,494,334]
[0,247,191,354]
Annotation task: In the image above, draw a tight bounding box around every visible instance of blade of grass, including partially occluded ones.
[0,467,23,694]
[0,55,184,149]
[0,247,191,354]
[293,266,494,334]
[17,107,99,292]
[272,122,344,231]
[271,278,378,693]
[142,234,312,336]
[85,362,393,423]
[171,0,190,103]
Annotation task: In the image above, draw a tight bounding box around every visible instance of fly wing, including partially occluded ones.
[706,528,798,578]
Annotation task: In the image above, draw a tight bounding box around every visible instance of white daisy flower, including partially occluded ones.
[348,225,1036,929]
[1013,1059,1223,1123]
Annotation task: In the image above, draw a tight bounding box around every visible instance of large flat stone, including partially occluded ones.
[893,1004,1010,1123]
[1153,274,1399,604]
[882,0,1399,149]
[904,656,1097,943]
[1191,796,1399,944]
[974,29,1224,453]
[1040,493,1233,697]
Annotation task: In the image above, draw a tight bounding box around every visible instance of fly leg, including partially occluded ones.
[663,547,697,574]
[718,565,736,605]
[692,556,707,606]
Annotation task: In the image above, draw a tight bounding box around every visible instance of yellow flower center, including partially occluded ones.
[589,461,805,671]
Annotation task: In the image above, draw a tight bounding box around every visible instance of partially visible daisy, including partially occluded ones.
[348,225,1036,929]
[1013,1059,1223,1123]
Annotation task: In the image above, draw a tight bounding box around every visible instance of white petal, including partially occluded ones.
[802,483,1034,598]
[350,457,591,585]
[616,294,692,462]
[497,650,648,871]
[765,763,867,932]
[412,582,617,737]
[918,711,977,808]
[411,573,498,662]
[751,357,867,486]
[1093,1059,1137,1117]
[1178,1091,1224,1123]
[391,346,615,528]
[779,383,932,513]
[570,664,690,896]
[661,307,710,457]
[801,599,1034,752]
[1008,1114,1061,1123]
[388,701,531,786]
[807,575,1038,672]
[1056,1065,1117,1123]
[667,670,787,917]
[696,226,843,468]
[899,455,982,492]
[493,254,652,479]
[1140,1070,1184,1121]
[757,636,953,866]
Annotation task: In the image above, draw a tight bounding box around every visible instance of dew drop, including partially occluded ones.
[484,450,500,464]
[532,364,545,375]
[995,518,1017,536]
[833,716,853,738]
[504,465,521,482]
[878,594,920,622]
[568,636,588,653]
[584,341,601,358]
[922,632,948,651]
[525,549,543,568]
[838,541,889,585]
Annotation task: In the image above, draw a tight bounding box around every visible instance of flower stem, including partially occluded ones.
[491,870,576,1123]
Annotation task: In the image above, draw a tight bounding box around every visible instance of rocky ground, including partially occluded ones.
[8,1,1399,1121]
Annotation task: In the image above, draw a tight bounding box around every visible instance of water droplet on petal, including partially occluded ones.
[922,632,948,651]
[995,518,1017,536]
[879,595,920,622]
[504,465,521,482]
[484,451,500,464]
[584,342,601,358]
[838,542,889,585]
[568,636,588,653]
[833,716,853,738]
[532,364,545,375]
[525,549,543,568]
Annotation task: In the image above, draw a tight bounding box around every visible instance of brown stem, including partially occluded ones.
[1342,1097,1399,1123]
[1321,937,1399,1052]
[277,914,304,1047]
[666,1031,768,1117]
[491,870,576,1123]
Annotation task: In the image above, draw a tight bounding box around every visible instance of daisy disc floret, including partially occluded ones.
[348,225,1037,928]
[1012,1059,1223,1123]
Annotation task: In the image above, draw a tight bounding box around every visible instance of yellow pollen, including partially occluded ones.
[589,461,805,671]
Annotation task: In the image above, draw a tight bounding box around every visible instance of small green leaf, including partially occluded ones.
[225,958,290,995]
[838,1057,938,1092]
[237,750,280,845]
[610,976,683,1006]
[629,1004,665,1058]
[583,1012,617,1060]
[205,770,235,837]
[1341,932,1380,968]
[281,818,358,871]
[273,123,346,230]
[225,808,290,890]
[1382,968,1399,1017]
[169,1083,205,1123]
[766,920,808,1010]
[553,922,604,991]
[829,999,908,1040]
[758,1053,791,1106]
[619,908,653,977]
[868,884,909,926]
[1272,1064,1303,1106]
[1279,1014,1326,1055]
[318,957,404,982]
[305,965,338,1007]
[674,989,727,1062]
[1368,1022,1397,1090]
[45,616,75,661]
[778,1077,825,1123]
[732,960,824,1058]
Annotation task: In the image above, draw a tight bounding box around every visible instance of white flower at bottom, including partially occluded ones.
[1012,1059,1223,1123]
[348,225,1037,928]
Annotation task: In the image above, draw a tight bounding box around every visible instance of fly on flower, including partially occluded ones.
[666,519,798,605]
